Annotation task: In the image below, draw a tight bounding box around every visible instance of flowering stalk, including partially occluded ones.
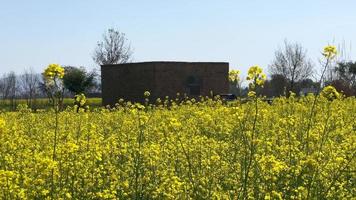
[305,46,337,154]
[304,46,337,198]
[74,93,88,112]
[229,70,241,96]
[241,65,266,198]
[42,63,65,198]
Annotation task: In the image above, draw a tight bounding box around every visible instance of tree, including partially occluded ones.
[329,61,356,96]
[335,61,356,87]
[93,28,133,65]
[62,66,96,95]
[269,74,288,97]
[19,68,40,108]
[0,72,18,110]
[0,74,10,100]
[295,78,319,96]
[269,40,313,94]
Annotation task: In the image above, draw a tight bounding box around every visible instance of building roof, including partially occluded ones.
[101,61,229,67]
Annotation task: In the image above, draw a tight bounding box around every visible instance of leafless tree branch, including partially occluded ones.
[93,28,133,65]
[269,40,314,93]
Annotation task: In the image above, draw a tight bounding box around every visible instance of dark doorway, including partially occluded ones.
[186,75,201,95]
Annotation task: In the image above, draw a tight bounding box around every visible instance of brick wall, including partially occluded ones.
[101,62,229,105]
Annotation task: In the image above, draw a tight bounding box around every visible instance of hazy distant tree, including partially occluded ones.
[328,61,356,96]
[88,73,102,94]
[0,72,18,110]
[269,40,313,94]
[335,61,356,88]
[328,79,354,96]
[0,74,10,100]
[0,78,3,99]
[295,78,320,95]
[269,74,288,97]
[38,80,51,101]
[19,68,40,108]
[323,41,352,83]
[62,66,96,94]
[0,73,16,100]
[93,28,133,65]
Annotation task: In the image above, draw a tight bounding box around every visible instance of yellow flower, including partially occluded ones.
[75,93,87,106]
[0,81,354,198]
[247,65,266,88]
[144,91,151,97]
[248,91,256,98]
[321,85,340,101]
[0,118,5,129]
[43,63,65,80]
[229,69,240,82]
[322,45,337,59]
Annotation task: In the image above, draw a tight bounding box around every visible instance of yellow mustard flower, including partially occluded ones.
[322,45,337,59]
[247,65,266,88]
[144,91,151,97]
[321,85,340,101]
[43,63,65,80]
[228,69,240,82]
[75,93,87,106]
[0,118,5,129]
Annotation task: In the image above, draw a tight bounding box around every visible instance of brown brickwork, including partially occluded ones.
[101,61,229,105]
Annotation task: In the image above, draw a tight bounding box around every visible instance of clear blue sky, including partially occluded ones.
[0,0,355,77]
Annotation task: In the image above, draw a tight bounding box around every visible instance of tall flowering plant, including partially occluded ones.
[228,70,242,96]
[247,65,266,97]
[239,65,267,198]
[42,64,65,110]
[74,93,88,112]
[42,63,65,198]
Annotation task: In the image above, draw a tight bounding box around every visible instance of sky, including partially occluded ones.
[0,0,355,78]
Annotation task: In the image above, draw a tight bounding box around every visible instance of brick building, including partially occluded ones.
[101,61,229,105]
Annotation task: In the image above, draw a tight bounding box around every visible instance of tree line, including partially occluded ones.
[0,67,100,110]
[1,28,355,110]
[0,28,132,110]
[230,40,356,97]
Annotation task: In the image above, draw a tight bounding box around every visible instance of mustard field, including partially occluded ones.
[0,95,355,199]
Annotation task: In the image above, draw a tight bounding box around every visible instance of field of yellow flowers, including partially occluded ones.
[0,46,355,199]
[0,93,355,199]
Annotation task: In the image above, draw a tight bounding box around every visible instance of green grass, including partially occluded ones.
[0,98,102,111]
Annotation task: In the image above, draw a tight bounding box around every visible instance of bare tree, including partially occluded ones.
[93,28,133,65]
[269,40,313,93]
[19,68,40,108]
[0,72,18,110]
[324,40,353,84]
[0,74,10,100]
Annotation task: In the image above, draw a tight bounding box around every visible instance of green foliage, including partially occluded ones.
[0,98,102,111]
[62,66,96,94]
[329,61,356,96]
[335,61,356,80]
